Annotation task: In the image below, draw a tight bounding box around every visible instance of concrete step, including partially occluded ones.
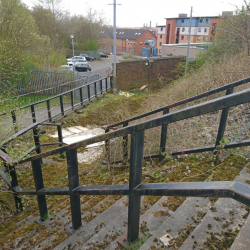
[82,196,173,250]
[31,196,119,250]
[52,196,128,250]
[138,196,211,250]
[178,165,250,250]
[104,196,176,250]
[229,211,250,250]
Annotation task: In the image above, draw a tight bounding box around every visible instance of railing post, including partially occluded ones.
[159,108,169,162]
[127,130,144,243]
[214,87,234,156]
[100,80,103,95]
[32,158,48,222]
[11,110,17,132]
[105,127,110,163]
[66,148,82,232]
[8,164,23,212]
[79,88,83,105]
[123,121,129,161]
[46,100,52,122]
[94,81,97,98]
[31,105,41,155]
[87,84,91,102]
[70,91,74,110]
[110,76,113,90]
[105,78,108,92]
[57,124,63,147]
[31,105,36,124]
[60,95,64,116]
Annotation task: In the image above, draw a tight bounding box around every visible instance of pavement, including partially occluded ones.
[82,55,123,71]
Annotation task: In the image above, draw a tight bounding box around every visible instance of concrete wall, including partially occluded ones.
[116,56,185,91]
[162,45,202,57]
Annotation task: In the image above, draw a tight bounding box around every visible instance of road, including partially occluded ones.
[86,55,124,71]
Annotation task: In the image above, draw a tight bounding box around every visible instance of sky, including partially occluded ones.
[22,0,246,27]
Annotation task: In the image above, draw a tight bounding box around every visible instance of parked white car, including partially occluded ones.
[60,65,73,72]
[67,59,87,67]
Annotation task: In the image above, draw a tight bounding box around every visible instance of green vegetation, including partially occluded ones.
[1,1,250,248]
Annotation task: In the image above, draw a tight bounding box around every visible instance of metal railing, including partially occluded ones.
[0,75,112,133]
[0,68,112,113]
[105,77,250,162]
[0,75,112,213]
[1,85,250,243]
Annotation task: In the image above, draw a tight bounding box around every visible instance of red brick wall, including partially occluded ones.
[166,19,177,44]
[116,56,185,91]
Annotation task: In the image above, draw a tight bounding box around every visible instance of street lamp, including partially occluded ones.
[108,0,121,93]
[71,34,74,57]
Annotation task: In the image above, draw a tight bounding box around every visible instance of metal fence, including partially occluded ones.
[0,67,112,113]
[1,84,250,244]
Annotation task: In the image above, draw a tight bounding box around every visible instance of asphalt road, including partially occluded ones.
[87,55,123,71]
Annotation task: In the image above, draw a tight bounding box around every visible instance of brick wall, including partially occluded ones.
[115,56,185,91]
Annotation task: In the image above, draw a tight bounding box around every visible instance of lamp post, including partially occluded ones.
[185,7,192,76]
[71,34,74,57]
[108,0,121,93]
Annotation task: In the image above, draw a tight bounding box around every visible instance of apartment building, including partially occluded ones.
[156,25,166,54]
[100,28,157,56]
[165,14,220,44]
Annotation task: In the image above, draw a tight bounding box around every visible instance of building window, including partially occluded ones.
[182,28,185,32]
[140,42,142,45]
[197,36,201,40]
[161,27,163,31]
[130,41,132,44]
[199,18,202,23]
[181,36,184,40]
[127,41,129,44]
[160,42,162,46]
[160,35,162,38]
[198,28,201,32]
[203,37,206,41]
[134,42,135,45]
[159,49,161,53]
[204,28,207,33]
[182,19,184,23]
[206,19,209,24]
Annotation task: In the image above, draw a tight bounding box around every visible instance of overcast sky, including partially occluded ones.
[22,0,246,27]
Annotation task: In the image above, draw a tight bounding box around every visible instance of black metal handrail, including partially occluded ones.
[107,76,250,128]
[0,75,112,153]
[0,75,112,120]
[105,76,250,162]
[1,87,250,244]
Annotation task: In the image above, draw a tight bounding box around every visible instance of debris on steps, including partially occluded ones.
[52,197,128,250]
[82,196,171,249]
[229,210,250,250]
[30,195,121,250]
[138,197,211,250]
[178,164,250,250]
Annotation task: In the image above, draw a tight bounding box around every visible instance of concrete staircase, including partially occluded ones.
[1,161,250,250]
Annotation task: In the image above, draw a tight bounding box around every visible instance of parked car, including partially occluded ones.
[74,62,91,72]
[67,59,87,67]
[99,52,108,58]
[60,65,73,72]
[79,53,94,61]
[72,56,86,60]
